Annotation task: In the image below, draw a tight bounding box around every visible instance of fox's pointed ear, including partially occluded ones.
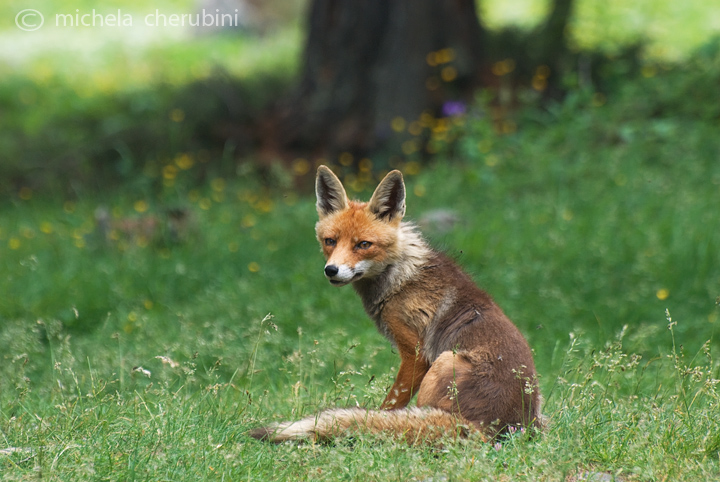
[316,166,349,217]
[368,170,406,222]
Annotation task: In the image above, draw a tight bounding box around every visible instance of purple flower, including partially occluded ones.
[442,101,466,118]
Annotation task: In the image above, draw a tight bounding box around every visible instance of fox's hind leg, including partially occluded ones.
[418,349,523,438]
[416,351,484,439]
[416,350,470,414]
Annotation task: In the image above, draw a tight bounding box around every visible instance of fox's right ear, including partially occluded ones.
[316,166,349,217]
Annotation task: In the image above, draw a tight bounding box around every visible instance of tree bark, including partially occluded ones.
[278,0,486,159]
[534,0,574,91]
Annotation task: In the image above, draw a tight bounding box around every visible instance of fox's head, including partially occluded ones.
[315,166,407,286]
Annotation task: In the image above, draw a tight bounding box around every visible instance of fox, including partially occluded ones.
[250,166,541,444]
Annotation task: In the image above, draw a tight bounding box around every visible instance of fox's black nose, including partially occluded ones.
[324,265,339,277]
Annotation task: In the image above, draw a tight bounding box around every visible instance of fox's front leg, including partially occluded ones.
[380,347,430,410]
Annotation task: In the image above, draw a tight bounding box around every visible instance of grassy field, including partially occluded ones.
[2,56,720,478]
[2,1,720,480]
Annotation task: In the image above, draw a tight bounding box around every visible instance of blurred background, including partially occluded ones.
[1,0,718,196]
[1,0,719,391]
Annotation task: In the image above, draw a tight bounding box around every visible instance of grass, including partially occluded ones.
[0,24,302,195]
[2,1,720,479]
[2,51,720,478]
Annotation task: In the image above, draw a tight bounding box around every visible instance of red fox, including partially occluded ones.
[250,166,541,443]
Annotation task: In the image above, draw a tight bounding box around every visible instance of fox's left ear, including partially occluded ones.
[368,170,406,222]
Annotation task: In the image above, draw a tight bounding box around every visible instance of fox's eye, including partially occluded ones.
[324,238,336,247]
[357,241,372,250]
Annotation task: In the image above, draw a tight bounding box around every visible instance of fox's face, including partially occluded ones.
[315,166,406,286]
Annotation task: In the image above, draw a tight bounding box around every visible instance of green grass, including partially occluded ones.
[0,0,303,195]
[2,49,720,478]
[0,28,301,195]
[2,1,720,478]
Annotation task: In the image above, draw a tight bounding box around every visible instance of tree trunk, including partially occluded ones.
[278,0,486,160]
[534,0,574,92]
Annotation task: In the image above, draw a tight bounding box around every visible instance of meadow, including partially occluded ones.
[2,1,720,480]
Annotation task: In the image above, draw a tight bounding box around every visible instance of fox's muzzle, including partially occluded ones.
[324,263,364,286]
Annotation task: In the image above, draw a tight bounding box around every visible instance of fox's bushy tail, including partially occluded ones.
[249,407,473,444]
